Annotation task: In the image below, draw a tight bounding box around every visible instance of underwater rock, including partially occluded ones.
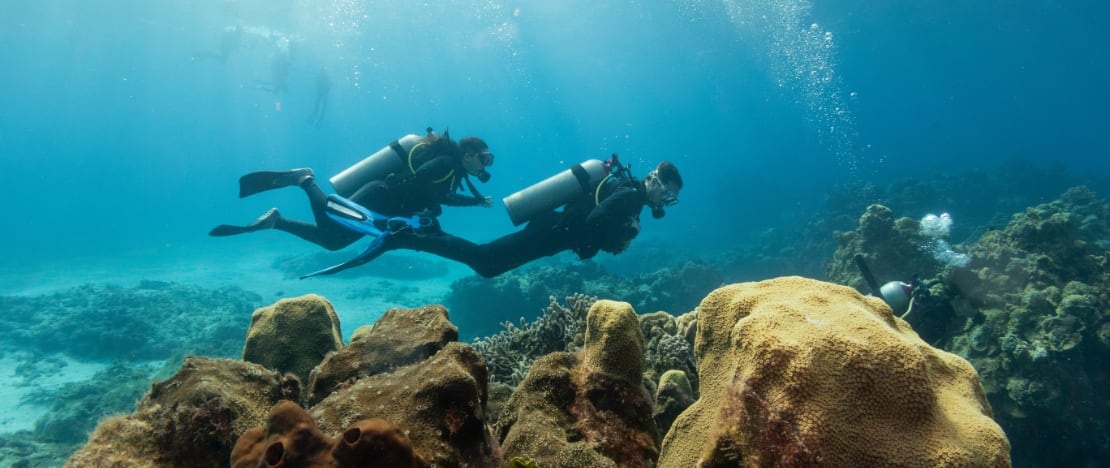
[310,342,499,467]
[242,294,344,382]
[659,277,1010,467]
[68,356,300,466]
[306,305,458,406]
[498,300,659,467]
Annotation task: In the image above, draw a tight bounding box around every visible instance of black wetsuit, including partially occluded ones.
[377,175,649,277]
[274,136,485,250]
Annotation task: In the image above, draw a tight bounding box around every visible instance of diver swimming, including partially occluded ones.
[209,129,495,274]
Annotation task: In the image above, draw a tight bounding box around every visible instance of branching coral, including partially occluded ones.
[471,294,596,386]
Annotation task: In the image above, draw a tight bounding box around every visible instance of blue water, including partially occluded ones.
[3,0,1104,263]
[1,0,1108,464]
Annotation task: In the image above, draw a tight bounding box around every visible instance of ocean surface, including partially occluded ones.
[1,1,1107,466]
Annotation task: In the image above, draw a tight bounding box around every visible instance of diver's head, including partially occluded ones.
[460,136,494,182]
[645,160,683,218]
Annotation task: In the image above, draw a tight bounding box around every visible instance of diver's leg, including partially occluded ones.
[238,168,314,198]
[392,211,569,278]
[466,216,569,277]
[270,176,361,251]
[208,208,281,237]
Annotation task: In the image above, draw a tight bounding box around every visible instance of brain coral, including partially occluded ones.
[242,294,344,381]
[658,276,1010,467]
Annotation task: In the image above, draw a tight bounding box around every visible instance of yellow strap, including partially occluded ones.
[594,174,613,206]
[407,141,455,184]
[407,142,426,174]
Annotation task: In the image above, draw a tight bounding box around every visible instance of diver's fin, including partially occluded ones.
[238,168,313,198]
[300,234,389,278]
[209,208,280,237]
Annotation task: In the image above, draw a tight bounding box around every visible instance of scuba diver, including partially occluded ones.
[308,67,332,126]
[209,129,494,257]
[300,155,683,278]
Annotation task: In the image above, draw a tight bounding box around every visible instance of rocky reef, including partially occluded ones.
[446,259,722,339]
[64,273,1011,467]
[944,186,1110,465]
[824,186,1110,466]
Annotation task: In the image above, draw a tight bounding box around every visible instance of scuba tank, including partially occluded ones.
[329,133,423,197]
[502,158,611,226]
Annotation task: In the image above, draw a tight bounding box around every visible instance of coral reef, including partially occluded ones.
[67,356,300,466]
[825,203,945,293]
[231,400,424,468]
[470,293,594,387]
[659,277,1010,467]
[652,369,695,438]
[639,311,698,395]
[68,304,500,468]
[242,294,344,381]
[0,281,259,360]
[497,300,659,468]
[447,260,720,339]
[941,186,1110,465]
[310,342,500,467]
[305,304,458,406]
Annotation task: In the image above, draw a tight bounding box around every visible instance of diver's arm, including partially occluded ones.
[586,188,642,224]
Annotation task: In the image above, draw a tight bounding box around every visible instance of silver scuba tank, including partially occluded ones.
[502,159,609,226]
[329,134,422,197]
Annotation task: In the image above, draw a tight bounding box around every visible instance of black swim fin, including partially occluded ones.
[209,208,280,237]
[238,168,313,198]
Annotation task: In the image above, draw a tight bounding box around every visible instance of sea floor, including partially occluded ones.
[0,237,470,435]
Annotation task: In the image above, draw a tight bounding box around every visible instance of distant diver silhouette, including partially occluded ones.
[255,51,290,95]
[309,68,332,126]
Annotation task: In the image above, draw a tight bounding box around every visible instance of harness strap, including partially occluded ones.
[389,140,407,161]
[407,141,455,184]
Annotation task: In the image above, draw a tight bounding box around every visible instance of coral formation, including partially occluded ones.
[310,342,499,467]
[497,300,659,468]
[306,305,458,406]
[582,300,644,383]
[659,277,1010,467]
[942,186,1110,465]
[447,260,719,339]
[639,311,698,395]
[67,356,300,466]
[825,204,945,294]
[230,400,424,468]
[242,294,344,381]
[471,294,595,386]
[652,369,695,438]
[0,281,258,361]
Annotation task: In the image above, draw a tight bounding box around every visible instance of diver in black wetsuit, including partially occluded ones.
[208,130,494,251]
[366,160,683,278]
